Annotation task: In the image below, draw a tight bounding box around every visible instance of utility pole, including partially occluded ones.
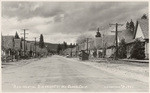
[21,29,28,57]
[109,23,123,60]
[102,34,105,58]
[34,37,37,58]
[76,44,77,57]
[87,38,89,53]
[71,47,72,57]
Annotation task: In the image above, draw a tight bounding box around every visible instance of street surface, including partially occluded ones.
[2,55,149,92]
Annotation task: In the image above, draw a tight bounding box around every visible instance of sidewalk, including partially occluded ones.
[119,59,149,63]
[67,57,149,83]
[1,58,39,69]
[88,57,149,63]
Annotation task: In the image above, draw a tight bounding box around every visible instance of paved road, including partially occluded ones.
[2,55,148,92]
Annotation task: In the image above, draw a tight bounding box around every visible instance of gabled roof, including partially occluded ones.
[78,42,86,51]
[134,19,149,39]
[2,36,14,40]
[2,36,14,49]
[63,48,71,53]
[118,29,134,43]
[14,39,21,50]
[27,42,31,51]
[89,40,95,50]
[72,47,76,52]
[127,37,145,44]
[104,29,134,47]
[88,35,115,49]
[103,35,115,47]
[94,37,103,49]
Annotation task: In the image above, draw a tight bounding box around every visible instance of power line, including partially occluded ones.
[109,23,123,60]
[21,29,28,56]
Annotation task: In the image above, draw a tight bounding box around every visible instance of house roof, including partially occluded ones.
[14,39,21,50]
[103,35,115,47]
[94,37,103,49]
[2,36,14,41]
[127,37,145,44]
[118,29,134,43]
[78,42,86,51]
[2,36,14,49]
[63,48,76,54]
[134,19,149,39]
[63,48,71,52]
[89,40,95,50]
[103,29,134,47]
[88,35,115,49]
[27,42,31,51]
[71,47,76,52]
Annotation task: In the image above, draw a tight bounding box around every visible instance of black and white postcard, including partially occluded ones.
[1,1,149,92]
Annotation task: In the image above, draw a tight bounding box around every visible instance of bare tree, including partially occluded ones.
[76,33,94,44]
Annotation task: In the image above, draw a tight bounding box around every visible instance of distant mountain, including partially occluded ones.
[27,41,58,52]
[45,42,58,52]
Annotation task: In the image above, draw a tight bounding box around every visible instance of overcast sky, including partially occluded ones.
[2,2,148,44]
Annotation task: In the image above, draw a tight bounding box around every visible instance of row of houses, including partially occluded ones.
[1,34,48,62]
[106,18,149,59]
[63,16,149,59]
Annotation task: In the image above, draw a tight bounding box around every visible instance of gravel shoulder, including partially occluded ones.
[66,57,149,83]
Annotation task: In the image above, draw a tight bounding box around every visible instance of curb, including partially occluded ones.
[118,59,149,63]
